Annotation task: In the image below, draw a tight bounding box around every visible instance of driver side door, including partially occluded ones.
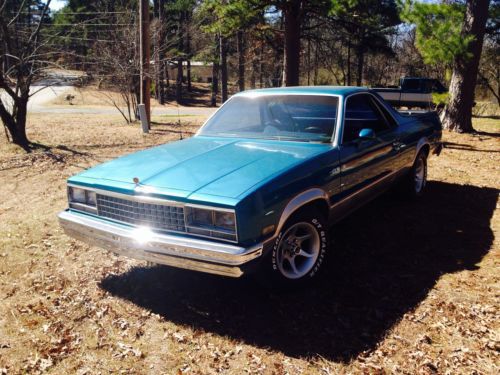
[335,93,399,208]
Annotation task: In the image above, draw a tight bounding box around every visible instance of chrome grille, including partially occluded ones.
[96,194,186,232]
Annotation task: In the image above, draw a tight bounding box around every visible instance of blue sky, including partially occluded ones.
[50,0,65,11]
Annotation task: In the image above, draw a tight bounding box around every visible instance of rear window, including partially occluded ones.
[402,79,421,91]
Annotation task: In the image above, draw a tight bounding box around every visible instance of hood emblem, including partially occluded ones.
[133,177,140,185]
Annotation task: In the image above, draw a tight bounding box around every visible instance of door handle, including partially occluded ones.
[330,166,341,177]
[392,141,406,151]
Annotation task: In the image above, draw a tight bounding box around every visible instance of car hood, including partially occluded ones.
[72,136,330,201]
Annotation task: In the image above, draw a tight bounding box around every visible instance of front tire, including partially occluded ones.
[262,209,328,287]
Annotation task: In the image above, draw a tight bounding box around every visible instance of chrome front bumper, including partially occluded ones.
[58,210,263,277]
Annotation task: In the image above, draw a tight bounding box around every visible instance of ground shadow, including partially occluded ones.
[162,85,213,107]
[473,130,500,138]
[100,181,497,361]
[473,114,500,120]
[28,142,90,156]
[443,141,500,153]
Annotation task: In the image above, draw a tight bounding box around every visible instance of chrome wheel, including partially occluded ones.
[414,156,426,193]
[276,222,321,279]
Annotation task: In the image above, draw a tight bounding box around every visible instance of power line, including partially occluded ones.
[17,23,135,26]
[50,11,131,15]
[12,11,131,14]
[45,35,118,42]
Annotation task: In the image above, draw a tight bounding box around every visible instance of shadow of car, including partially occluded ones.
[100,181,497,361]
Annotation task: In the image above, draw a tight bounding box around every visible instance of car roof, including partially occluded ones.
[235,86,367,97]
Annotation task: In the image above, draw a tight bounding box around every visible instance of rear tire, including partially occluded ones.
[401,151,428,199]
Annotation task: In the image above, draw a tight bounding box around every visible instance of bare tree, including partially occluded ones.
[90,12,140,123]
[94,60,139,123]
[0,0,52,150]
[478,37,499,105]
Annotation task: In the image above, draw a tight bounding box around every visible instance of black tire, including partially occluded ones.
[401,151,428,199]
[258,209,329,287]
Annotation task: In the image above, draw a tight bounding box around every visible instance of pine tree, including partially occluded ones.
[401,0,492,133]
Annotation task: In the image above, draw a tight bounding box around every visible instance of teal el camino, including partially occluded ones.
[58,86,442,284]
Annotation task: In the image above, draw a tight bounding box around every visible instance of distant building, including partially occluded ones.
[165,61,213,83]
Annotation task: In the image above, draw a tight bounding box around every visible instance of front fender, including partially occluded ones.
[274,188,329,236]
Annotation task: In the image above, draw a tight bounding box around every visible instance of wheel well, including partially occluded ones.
[288,199,329,222]
[419,144,430,157]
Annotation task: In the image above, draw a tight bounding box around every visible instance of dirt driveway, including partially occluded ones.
[0,114,498,374]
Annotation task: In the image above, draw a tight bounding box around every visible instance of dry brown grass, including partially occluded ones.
[0,113,498,374]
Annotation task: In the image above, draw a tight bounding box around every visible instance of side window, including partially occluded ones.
[402,79,421,91]
[343,94,391,143]
[422,80,433,93]
[371,97,398,128]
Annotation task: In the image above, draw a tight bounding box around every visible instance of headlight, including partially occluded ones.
[68,186,97,213]
[185,206,237,242]
[86,191,97,206]
[69,187,86,204]
[190,208,213,226]
[214,211,236,230]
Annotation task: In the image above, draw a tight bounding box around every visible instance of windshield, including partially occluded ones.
[199,95,338,143]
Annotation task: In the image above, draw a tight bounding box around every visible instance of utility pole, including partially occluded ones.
[139,0,151,127]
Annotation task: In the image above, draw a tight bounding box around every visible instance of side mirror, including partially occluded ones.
[358,128,376,140]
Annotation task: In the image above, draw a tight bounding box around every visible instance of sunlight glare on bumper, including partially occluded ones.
[132,226,154,244]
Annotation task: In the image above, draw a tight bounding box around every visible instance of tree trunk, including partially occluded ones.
[154,35,161,102]
[313,41,318,85]
[306,37,311,85]
[165,62,170,88]
[187,60,192,92]
[176,60,183,103]
[153,0,160,102]
[15,96,28,143]
[154,0,165,104]
[259,43,264,88]
[211,62,219,107]
[356,46,364,86]
[176,11,184,104]
[186,11,192,92]
[139,0,151,125]
[211,37,219,107]
[282,0,301,86]
[2,40,9,74]
[158,61,165,104]
[442,0,491,133]
[346,38,351,86]
[250,51,257,89]
[0,96,30,150]
[237,30,245,92]
[220,35,228,103]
